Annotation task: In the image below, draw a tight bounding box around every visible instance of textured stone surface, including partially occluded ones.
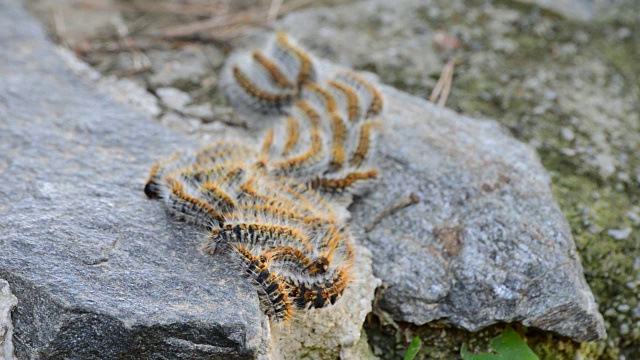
[55,46,162,117]
[347,87,606,342]
[0,2,265,358]
[148,45,217,88]
[0,280,18,360]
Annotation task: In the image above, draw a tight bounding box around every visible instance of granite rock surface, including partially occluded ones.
[349,87,606,341]
[0,2,265,358]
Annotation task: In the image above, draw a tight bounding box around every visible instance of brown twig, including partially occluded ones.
[429,58,456,107]
[159,8,263,39]
[267,0,284,23]
[76,0,223,17]
[365,193,421,232]
[158,0,314,39]
[52,8,67,41]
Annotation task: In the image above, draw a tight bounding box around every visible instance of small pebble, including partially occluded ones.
[617,28,631,39]
[560,127,575,141]
[620,323,630,335]
[607,227,632,240]
[626,210,640,225]
[604,308,618,317]
[544,90,558,101]
[617,304,630,313]
[617,172,631,183]
[156,87,192,112]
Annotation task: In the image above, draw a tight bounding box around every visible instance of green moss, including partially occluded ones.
[550,171,639,351]
[364,317,585,360]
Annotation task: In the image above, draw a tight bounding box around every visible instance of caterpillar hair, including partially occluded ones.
[146,32,385,322]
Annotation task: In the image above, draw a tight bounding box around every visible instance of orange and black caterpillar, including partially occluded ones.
[146,32,384,322]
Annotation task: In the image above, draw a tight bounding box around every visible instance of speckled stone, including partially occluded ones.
[347,86,606,342]
[0,1,265,358]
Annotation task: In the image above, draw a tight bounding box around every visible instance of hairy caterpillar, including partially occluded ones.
[146,32,384,322]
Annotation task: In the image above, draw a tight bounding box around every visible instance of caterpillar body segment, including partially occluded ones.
[144,153,189,199]
[292,100,323,130]
[217,166,249,191]
[237,202,325,230]
[220,54,297,117]
[238,177,318,218]
[221,32,318,120]
[266,179,336,219]
[333,71,384,119]
[270,130,328,178]
[213,222,313,253]
[199,181,237,212]
[287,267,351,309]
[252,51,296,89]
[238,176,337,225]
[261,129,275,155]
[309,169,380,201]
[328,113,347,172]
[194,142,257,168]
[282,117,302,157]
[348,121,382,168]
[300,82,337,115]
[327,80,361,123]
[262,245,332,278]
[161,176,225,227]
[232,65,297,114]
[272,32,317,86]
[178,163,244,190]
[233,244,294,321]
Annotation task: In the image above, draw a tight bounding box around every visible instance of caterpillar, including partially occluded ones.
[145,32,384,322]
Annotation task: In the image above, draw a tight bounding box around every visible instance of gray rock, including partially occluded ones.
[97,76,162,117]
[0,280,18,360]
[148,46,216,88]
[0,1,265,358]
[55,46,162,118]
[184,103,215,123]
[607,227,632,240]
[157,87,193,113]
[159,111,201,135]
[345,86,606,342]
